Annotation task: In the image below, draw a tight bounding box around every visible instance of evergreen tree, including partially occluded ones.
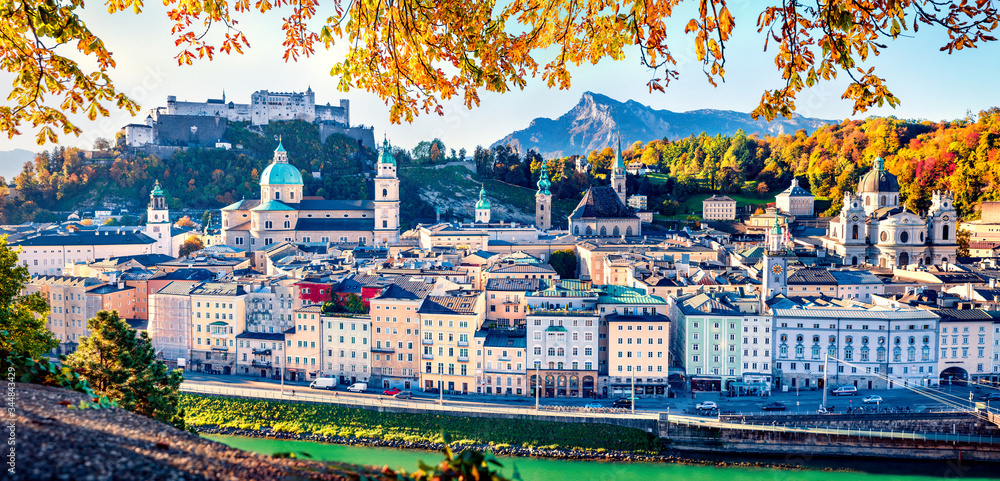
[0,235,58,361]
[65,310,186,430]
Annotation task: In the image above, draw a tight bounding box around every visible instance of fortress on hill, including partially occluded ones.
[121,88,375,150]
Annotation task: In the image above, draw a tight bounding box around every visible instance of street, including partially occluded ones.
[181,372,997,415]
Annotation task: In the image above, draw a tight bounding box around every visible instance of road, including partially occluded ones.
[181,372,997,416]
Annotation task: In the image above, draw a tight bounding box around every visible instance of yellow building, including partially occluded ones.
[285,305,324,382]
[370,279,431,390]
[189,283,248,375]
[418,292,485,394]
[605,313,672,398]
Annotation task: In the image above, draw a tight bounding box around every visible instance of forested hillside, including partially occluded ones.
[3,110,999,226]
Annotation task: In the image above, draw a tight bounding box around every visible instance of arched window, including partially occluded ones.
[585,226,592,235]
[852,225,859,240]
[573,226,579,235]
[866,196,871,206]
[599,226,607,236]
[540,204,544,211]
[548,348,555,356]
[557,348,564,356]
[626,226,633,236]
[612,226,620,236]
[942,224,950,240]
[382,188,388,198]
[880,195,886,206]
[852,256,858,266]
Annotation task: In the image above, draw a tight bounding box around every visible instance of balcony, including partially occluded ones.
[457,340,469,347]
[251,360,272,368]
[252,348,272,356]
[422,338,433,345]
[501,298,520,305]
[422,353,434,360]
[457,355,470,362]
[372,346,395,353]
[528,309,598,317]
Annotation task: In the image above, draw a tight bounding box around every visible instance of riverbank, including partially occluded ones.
[192,425,824,472]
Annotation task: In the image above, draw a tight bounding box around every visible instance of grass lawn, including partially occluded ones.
[680,190,781,214]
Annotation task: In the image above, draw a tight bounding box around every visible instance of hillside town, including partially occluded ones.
[7,135,1000,405]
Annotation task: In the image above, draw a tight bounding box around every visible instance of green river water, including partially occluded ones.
[204,434,999,480]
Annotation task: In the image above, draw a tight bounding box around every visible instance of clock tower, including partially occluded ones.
[145,180,173,256]
[762,222,789,302]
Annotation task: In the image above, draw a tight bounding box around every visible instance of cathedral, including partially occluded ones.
[822,157,957,267]
[218,139,400,249]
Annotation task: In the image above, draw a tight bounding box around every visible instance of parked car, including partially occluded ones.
[393,391,413,400]
[347,382,368,393]
[584,402,603,409]
[982,393,1000,401]
[695,401,718,410]
[761,402,786,411]
[862,395,883,404]
[612,398,633,408]
[383,387,401,396]
[830,385,858,396]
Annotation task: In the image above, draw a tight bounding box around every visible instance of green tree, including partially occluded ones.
[549,249,578,280]
[344,293,367,314]
[957,228,971,258]
[0,235,58,360]
[65,310,186,430]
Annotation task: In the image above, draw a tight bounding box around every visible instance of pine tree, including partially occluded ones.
[66,310,186,430]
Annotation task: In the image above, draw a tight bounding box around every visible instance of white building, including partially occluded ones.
[322,314,372,384]
[775,178,815,217]
[525,286,601,398]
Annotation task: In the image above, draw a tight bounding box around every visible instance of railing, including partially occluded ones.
[179,382,657,420]
[422,354,433,360]
[372,346,395,353]
[251,360,272,367]
[252,348,272,355]
[457,340,469,347]
[666,413,999,445]
[528,309,599,317]
[457,355,470,362]
[422,339,433,345]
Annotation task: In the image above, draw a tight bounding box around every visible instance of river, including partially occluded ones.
[204,434,998,480]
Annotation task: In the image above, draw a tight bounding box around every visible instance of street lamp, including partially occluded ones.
[631,369,635,415]
[439,368,444,405]
[535,365,541,410]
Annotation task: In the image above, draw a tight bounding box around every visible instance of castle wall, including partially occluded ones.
[155,114,228,147]
[319,125,376,150]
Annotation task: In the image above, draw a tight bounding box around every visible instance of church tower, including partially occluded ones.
[762,222,790,301]
[475,185,491,224]
[260,139,304,204]
[535,162,552,231]
[927,190,958,265]
[836,192,868,266]
[374,138,401,245]
[145,180,173,256]
[611,135,627,205]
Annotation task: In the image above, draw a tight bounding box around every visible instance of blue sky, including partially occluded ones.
[2,1,1000,155]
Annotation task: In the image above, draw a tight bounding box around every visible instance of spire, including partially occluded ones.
[475,184,491,210]
[536,162,551,195]
[873,156,884,171]
[615,133,625,170]
[378,136,396,165]
[273,137,288,163]
[151,179,164,196]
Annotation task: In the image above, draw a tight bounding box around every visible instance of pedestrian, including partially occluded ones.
[291,389,296,396]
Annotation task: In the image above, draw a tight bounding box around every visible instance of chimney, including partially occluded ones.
[991,278,997,289]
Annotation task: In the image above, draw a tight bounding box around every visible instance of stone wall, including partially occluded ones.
[318,124,376,150]
[719,412,999,436]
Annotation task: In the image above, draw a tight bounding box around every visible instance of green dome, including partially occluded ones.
[379,138,396,165]
[536,163,551,195]
[260,162,303,185]
[475,185,491,210]
[151,179,164,196]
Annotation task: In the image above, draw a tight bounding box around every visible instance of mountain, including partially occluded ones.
[0,149,34,180]
[492,92,834,158]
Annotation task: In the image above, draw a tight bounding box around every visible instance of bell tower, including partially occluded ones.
[535,162,552,231]
[145,180,173,255]
[373,137,400,244]
[475,185,491,224]
[762,223,790,302]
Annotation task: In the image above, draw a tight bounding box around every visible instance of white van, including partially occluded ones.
[830,385,858,396]
[309,378,337,390]
[347,382,368,393]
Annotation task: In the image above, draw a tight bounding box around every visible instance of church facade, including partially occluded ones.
[567,136,640,237]
[822,157,957,267]
[218,140,400,250]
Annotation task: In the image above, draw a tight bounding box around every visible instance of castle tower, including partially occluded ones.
[374,138,401,244]
[535,162,552,231]
[260,139,304,204]
[145,180,173,256]
[475,185,491,224]
[762,222,790,302]
[611,134,627,205]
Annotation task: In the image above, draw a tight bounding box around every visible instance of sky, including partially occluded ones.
[3,1,1000,157]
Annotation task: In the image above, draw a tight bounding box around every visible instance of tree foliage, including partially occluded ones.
[64,310,186,430]
[0,235,58,360]
[548,249,578,280]
[6,1,1000,143]
[178,237,205,258]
